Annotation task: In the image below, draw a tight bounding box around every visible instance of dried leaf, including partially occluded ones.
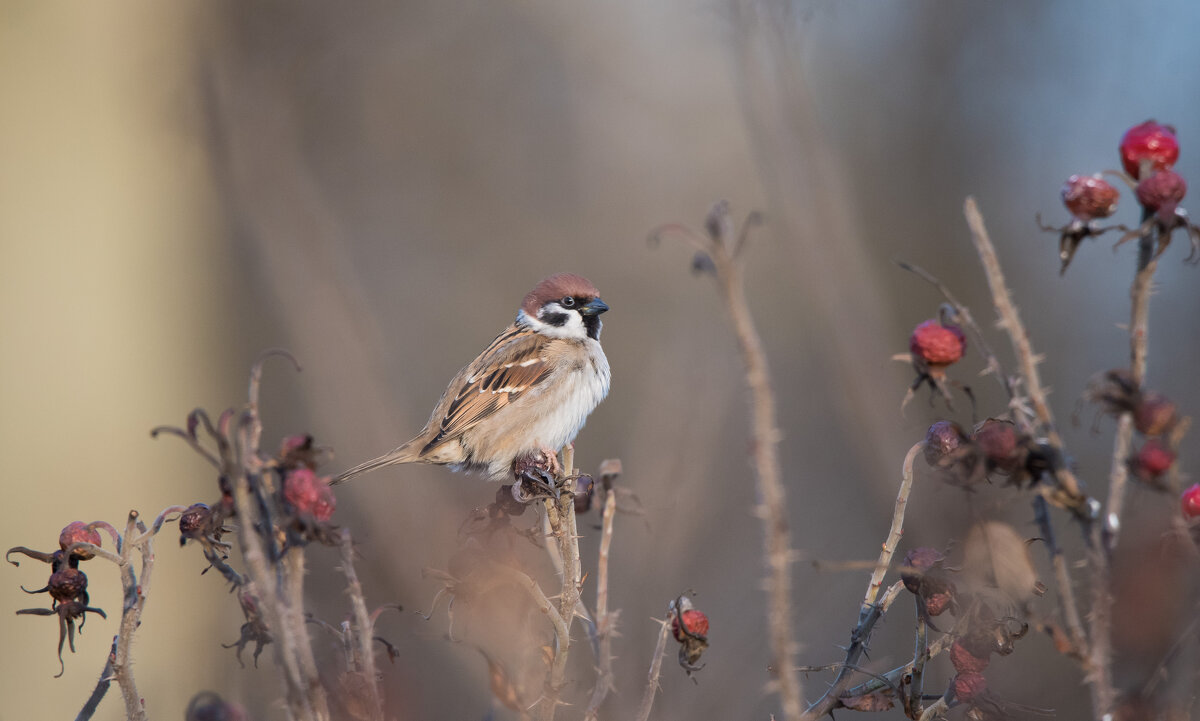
[840,691,895,711]
[962,521,1040,603]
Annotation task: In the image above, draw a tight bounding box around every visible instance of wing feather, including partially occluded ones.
[421,326,552,453]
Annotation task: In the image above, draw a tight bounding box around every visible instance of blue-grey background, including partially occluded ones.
[3,2,1199,719]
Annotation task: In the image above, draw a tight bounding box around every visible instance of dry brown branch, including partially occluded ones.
[1103,226,1159,552]
[840,632,955,700]
[112,512,151,721]
[906,612,929,719]
[801,445,918,717]
[535,470,584,721]
[653,202,803,721]
[963,198,1114,717]
[584,462,622,721]
[865,443,923,608]
[339,529,383,721]
[635,617,673,721]
[963,197,1086,509]
[70,512,156,721]
[1033,496,1088,661]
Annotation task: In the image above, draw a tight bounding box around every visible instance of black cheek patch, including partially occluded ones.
[542,311,569,327]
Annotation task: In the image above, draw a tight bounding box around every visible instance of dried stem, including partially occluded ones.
[804,444,919,717]
[230,421,328,720]
[584,477,620,720]
[1104,222,1158,551]
[1033,496,1088,660]
[865,443,923,609]
[75,639,118,721]
[1085,222,1159,720]
[655,202,802,720]
[964,198,1116,716]
[110,512,149,721]
[907,612,929,718]
[537,479,582,721]
[963,197,1085,509]
[841,633,955,699]
[338,529,384,721]
[635,618,673,721]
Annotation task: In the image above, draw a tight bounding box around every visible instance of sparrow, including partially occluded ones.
[332,273,611,484]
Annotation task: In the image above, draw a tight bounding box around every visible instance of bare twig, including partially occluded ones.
[804,444,920,718]
[584,466,621,721]
[654,202,802,720]
[538,481,582,721]
[228,396,328,721]
[803,581,905,718]
[963,197,1086,510]
[841,633,955,699]
[907,612,929,718]
[964,198,1115,717]
[865,443,923,609]
[339,529,383,721]
[75,638,118,721]
[635,618,673,721]
[108,511,149,721]
[1104,222,1158,552]
[1033,496,1088,660]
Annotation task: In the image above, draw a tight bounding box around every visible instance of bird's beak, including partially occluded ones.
[579,298,609,316]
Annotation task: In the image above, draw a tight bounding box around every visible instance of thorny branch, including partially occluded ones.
[963,197,1088,513]
[584,460,623,721]
[535,445,584,721]
[338,529,384,721]
[1104,212,1159,553]
[635,617,674,721]
[804,443,921,719]
[653,201,803,721]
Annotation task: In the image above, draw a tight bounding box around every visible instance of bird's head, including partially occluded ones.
[518,273,609,340]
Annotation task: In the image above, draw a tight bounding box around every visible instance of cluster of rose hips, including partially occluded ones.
[7,521,115,676]
[901,547,1029,712]
[1083,369,1187,489]
[1044,120,1198,273]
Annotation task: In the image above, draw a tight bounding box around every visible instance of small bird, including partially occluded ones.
[332,273,611,485]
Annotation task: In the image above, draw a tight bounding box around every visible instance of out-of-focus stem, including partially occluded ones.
[584,482,619,720]
[907,612,929,718]
[339,529,383,720]
[963,197,1084,507]
[635,618,673,721]
[1104,223,1157,551]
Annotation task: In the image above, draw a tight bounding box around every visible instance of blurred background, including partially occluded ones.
[3,1,1200,719]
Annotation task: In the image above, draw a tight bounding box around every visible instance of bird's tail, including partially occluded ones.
[330,443,421,485]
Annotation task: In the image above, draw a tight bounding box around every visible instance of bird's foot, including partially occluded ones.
[512,450,564,502]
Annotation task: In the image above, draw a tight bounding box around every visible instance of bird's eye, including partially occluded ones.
[560,296,576,307]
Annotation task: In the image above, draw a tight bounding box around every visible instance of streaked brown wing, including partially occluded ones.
[422,326,552,453]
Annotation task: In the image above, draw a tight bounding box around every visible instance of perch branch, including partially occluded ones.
[584,474,620,721]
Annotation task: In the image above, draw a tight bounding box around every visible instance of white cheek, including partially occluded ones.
[519,307,589,340]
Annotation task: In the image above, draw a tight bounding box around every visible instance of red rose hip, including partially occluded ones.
[1120,120,1180,179]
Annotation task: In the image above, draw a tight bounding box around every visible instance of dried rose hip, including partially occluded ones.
[1061,174,1119,221]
